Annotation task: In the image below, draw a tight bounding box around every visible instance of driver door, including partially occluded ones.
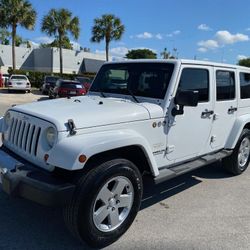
[166,65,214,163]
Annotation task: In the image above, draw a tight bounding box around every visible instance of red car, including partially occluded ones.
[75,76,92,92]
[49,80,86,98]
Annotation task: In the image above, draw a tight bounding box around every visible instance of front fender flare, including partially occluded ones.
[48,129,159,176]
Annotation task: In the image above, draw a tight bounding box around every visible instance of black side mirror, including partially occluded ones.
[175,90,199,107]
[172,90,199,116]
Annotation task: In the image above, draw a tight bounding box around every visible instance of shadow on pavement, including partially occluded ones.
[141,162,231,210]
[0,162,231,250]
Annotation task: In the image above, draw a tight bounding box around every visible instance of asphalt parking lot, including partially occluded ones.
[0,89,250,250]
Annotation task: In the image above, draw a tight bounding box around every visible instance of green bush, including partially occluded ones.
[7,68,96,88]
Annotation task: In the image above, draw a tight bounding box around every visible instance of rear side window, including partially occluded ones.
[216,71,235,100]
[178,68,209,102]
[240,72,250,99]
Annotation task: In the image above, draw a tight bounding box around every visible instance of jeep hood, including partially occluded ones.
[11,95,163,131]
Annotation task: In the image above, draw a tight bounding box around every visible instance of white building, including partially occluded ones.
[0,44,107,74]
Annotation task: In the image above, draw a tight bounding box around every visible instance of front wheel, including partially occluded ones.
[64,158,143,248]
[223,129,250,175]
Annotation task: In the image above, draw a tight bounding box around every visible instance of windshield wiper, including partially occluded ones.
[98,86,106,98]
[100,91,106,98]
[127,88,139,103]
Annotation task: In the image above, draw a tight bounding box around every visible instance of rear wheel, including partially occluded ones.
[223,129,250,175]
[63,158,143,248]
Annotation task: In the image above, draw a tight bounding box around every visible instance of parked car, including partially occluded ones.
[75,76,92,92]
[49,79,86,98]
[2,74,10,87]
[7,74,31,93]
[41,76,60,95]
[2,59,250,248]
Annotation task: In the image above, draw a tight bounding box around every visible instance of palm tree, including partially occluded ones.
[91,14,125,61]
[0,28,10,45]
[41,9,80,75]
[0,0,36,70]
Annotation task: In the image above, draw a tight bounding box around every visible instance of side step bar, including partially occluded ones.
[154,150,232,184]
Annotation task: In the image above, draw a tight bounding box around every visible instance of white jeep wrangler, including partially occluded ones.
[1,59,250,248]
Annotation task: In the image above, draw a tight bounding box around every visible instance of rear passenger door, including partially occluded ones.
[210,68,237,149]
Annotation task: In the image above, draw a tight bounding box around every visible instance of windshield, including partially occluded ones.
[61,82,83,89]
[76,77,91,83]
[11,75,27,80]
[90,63,174,99]
[45,76,59,83]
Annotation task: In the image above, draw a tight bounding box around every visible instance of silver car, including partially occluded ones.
[8,74,31,93]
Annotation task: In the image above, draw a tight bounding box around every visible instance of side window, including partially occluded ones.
[178,68,209,102]
[216,71,235,101]
[240,72,250,99]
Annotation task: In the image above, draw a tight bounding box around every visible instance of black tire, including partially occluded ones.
[63,158,143,248]
[223,129,250,175]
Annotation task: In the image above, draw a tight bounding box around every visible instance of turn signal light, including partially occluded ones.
[78,154,87,163]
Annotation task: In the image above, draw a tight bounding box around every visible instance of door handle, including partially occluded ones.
[228,106,237,114]
[201,109,214,118]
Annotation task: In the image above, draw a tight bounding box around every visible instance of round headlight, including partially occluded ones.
[46,127,57,147]
[4,112,11,127]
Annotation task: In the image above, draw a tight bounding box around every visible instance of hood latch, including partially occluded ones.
[68,119,77,135]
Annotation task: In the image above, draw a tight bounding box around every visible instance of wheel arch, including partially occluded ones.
[225,115,250,149]
[84,145,156,177]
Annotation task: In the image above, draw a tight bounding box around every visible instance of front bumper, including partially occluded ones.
[0,146,75,206]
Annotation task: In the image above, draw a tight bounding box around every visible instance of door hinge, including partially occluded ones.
[210,135,216,143]
[166,145,175,154]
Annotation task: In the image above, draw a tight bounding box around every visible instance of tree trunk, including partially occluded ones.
[105,41,109,61]
[11,24,16,71]
[59,35,63,75]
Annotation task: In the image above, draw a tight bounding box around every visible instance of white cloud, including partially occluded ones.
[96,46,157,60]
[156,33,163,40]
[215,30,249,44]
[197,30,249,53]
[198,47,208,53]
[110,47,129,57]
[70,41,81,51]
[136,32,153,39]
[246,28,250,31]
[30,41,40,48]
[35,36,54,44]
[198,39,219,49]
[166,30,181,37]
[198,24,212,31]
[133,32,165,40]
[237,54,248,60]
[173,30,181,35]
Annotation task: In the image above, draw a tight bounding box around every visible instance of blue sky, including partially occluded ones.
[17,0,250,64]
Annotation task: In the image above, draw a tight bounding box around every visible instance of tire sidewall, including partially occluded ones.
[76,159,142,247]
